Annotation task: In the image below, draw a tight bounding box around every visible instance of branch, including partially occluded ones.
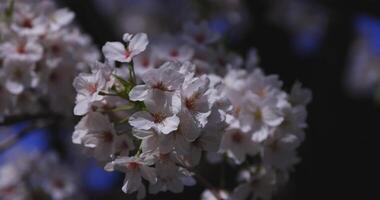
[0,113,61,126]
[0,124,40,153]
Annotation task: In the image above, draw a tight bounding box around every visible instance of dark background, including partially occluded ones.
[57,0,380,199]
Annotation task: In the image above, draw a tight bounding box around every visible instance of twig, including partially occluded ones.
[0,124,40,153]
[0,113,60,126]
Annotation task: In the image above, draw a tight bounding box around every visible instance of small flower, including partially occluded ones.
[2,59,37,95]
[220,128,259,164]
[129,61,185,102]
[105,156,157,199]
[129,91,180,135]
[73,70,108,116]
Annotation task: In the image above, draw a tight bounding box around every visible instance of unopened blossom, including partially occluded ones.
[102,33,148,63]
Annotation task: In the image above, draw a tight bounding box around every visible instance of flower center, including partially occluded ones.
[51,44,61,54]
[253,109,262,121]
[185,92,200,111]
[21,18,33,28]
[170,49,179,57]
[152,81,168,91]
[124,50,132,59]
[195,33,205,44]
[152,113,165,123]
[101,131,114,143]
[87,83,97,94]
[16,44,26,54]
[142,57,150,67]
[127,162,140,170]
[232,132,243,143]
[52,179,65,189]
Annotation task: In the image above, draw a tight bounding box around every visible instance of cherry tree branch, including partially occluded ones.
[0,113,61,126]
[0,124,41,153]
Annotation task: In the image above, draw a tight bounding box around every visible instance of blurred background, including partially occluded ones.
[3,0,380,199]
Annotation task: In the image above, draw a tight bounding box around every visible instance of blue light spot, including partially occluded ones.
[354,15,380,55]
[84,162,121,191]
[209,18,229,35]
[293,31,321,56]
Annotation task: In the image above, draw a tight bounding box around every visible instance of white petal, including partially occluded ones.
[140,166,157,184]
[5,80,23,94]
[129,33,148,56]
[159,115,180,134]
[129,111,155,130]
[73,99,90,116]
[129,85,150,101]
[102,42,127,62]
[262,106,284,126]
[123,33,133,42]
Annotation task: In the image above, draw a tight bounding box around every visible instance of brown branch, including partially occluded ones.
[0,113,61,126]
[0,124,39,153]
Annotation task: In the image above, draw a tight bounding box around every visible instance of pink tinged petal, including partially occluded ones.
[262,106,284,126]
[159,115,180,134]
[129,111,155,130]
[140,166,157,184]
[102,42,127,62]
[129,85,150,101]
[128,33,148,56]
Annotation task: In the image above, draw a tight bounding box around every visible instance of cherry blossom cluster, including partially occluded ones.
[0,0,98,120]
[0,151,82,200]
[72,22,311,199]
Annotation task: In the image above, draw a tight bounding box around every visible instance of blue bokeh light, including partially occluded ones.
[355,14,380,55]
